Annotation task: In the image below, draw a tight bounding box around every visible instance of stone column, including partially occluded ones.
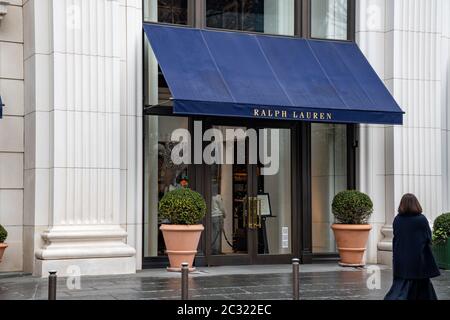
[441,0,450,213]
[24,0,136,276]
[439,0,450,216]
[143,0,159,258]
[355,0,389,264]
[122,0,144,271]
[357,0,445,265]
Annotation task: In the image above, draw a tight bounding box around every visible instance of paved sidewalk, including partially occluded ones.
[0,264,449,300]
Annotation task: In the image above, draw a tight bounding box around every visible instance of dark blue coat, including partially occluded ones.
[392,213,440,279]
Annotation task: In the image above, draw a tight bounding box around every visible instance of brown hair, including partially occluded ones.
[398,193,423,215]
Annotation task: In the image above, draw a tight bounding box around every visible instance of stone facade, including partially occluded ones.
[0,0,449,275]
[21,0,143,276]
[356,0,450,264]
[0,0,24,273]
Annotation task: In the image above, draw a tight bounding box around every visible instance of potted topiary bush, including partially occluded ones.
[432,212,450,270]
[0,224,8,263]
[159,188,206,272]
[331,190,373,266]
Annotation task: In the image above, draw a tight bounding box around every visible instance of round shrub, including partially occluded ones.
[159,188,206,225]
[0,225,7,243]
[433,212,450,244]
[332,190,373,224]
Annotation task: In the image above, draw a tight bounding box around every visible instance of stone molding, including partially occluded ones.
[0,1,9,22]
[35,226,136,260]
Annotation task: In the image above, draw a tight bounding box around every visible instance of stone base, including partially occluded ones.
[377,250,393,267]
[34,256,136,277]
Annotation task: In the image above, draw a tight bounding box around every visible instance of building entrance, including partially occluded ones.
[202,119,297,266]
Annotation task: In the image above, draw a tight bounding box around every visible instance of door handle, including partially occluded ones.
[246,197,262,230]
[256,198,262,229]
[247,197,256,229]
[244,197,262,230]
[250,197,255,229]
[245,197,251,229]
[243,196,248,228]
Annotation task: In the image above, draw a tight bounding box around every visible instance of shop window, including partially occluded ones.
[311,0,348,40]
[144,0,189,107]
[143,2,191,258]
[311,123,347,254]
[208,127,292,257]
[144,0,189,25]
[144,116,189,258]
[206,0,295,36]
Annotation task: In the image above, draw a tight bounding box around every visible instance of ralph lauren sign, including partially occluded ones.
[253,108,333,121]
[173,100,403,125]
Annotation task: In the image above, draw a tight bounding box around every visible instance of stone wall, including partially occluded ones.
[22,0,142,276]
[357,0,450,264]
[0,0,24,272]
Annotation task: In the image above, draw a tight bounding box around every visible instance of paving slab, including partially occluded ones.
[0,264,448,300]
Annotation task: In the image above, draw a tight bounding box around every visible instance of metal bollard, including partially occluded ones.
[181,263,189,300]
[48,270,57,300]
[292,258,300,300]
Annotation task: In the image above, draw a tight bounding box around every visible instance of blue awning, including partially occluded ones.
[143,24,404,125]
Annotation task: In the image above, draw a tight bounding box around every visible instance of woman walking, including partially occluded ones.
[384,194,441,300]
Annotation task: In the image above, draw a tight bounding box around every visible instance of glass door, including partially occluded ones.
[204,122,295,266]
[252,127,293,264]
[207,125,252,265]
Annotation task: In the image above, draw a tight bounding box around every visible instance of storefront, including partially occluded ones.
[2,0,446,277]
[142,0,403,268]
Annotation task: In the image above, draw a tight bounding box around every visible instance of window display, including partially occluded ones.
[144,116,189,257]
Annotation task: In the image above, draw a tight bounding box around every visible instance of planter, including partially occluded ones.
[432,239,450,270]
[160,224,204,272]
[0,243,8,263]
[331,224,372,267]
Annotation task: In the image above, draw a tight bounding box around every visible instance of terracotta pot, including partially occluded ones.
[0,243,8,263]
[331,224,372,267]
[160,224,204,272]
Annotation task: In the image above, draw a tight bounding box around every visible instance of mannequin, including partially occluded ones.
[211,185,226,255]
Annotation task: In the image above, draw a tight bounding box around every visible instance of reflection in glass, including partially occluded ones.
[258,128,292,255]
[206,0,295,36]
[144,0,187,106]
[210,126,249,255]
[144,116,189,257]
[311,124,347,254]
[144,0,188,24]
[311,0,348,40]
[209,127,291,256]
